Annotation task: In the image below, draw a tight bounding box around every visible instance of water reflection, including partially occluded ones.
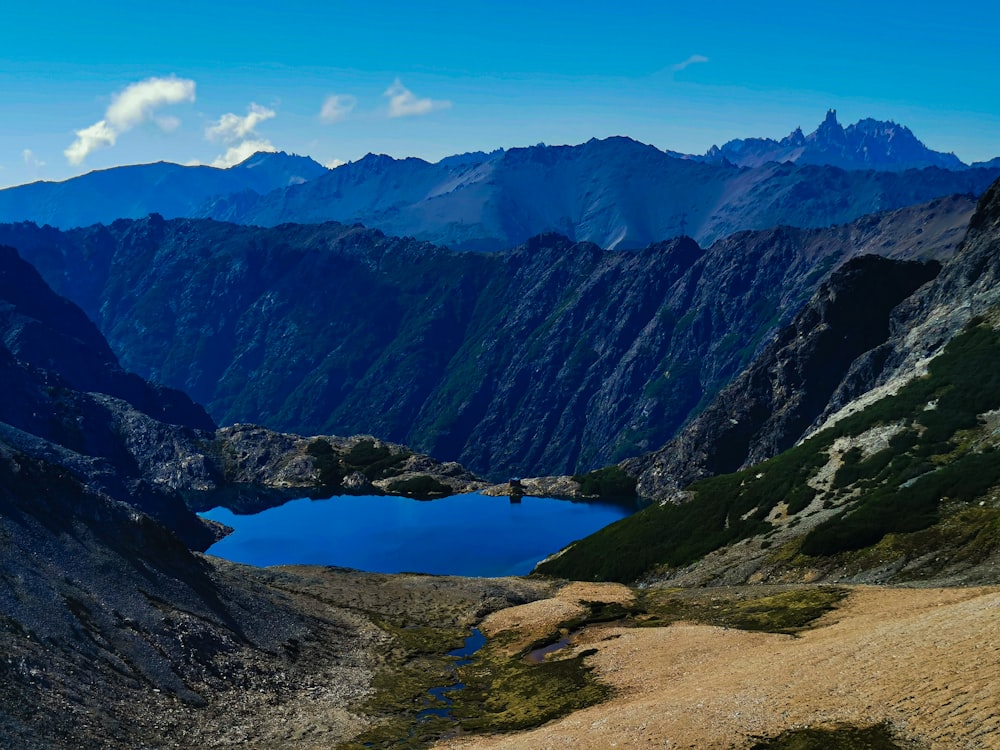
[200,491,637,577]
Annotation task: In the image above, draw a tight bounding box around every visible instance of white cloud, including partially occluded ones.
[65,120,118,165]
[324,158,346,169]
[204,103,279,168]
[65,75,196,165]
[23,149,46,168]
[210,138,277,168]
[105,76,196,130]
[205,103,276,143]
[384,79,451,118]
[673,54,709,72]
[320,94,357,124]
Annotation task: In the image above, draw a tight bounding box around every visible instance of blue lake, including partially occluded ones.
[200,492,636,577]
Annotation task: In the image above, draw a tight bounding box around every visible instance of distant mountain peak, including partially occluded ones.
[781,126,806,147]
[814,108,847,146]
[706,111,967,172]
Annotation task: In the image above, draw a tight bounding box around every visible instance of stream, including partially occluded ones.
[416,628,486,722]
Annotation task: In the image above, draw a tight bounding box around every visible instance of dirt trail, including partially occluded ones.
[434,586,1000,749]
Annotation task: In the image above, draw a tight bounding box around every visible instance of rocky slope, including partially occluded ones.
[629,176,1000,503]
[0,242,509,750]
[624,254,941,498]
[0,195,974,479]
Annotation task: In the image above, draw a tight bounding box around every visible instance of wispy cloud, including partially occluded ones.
[320,94,357,124]
[205,103,277,168]
[65,76,196,165]
[23,149,46,169]
[384,79,451,118]
[672,54,709,72]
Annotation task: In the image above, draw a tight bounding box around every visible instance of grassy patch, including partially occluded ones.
[749,722,916,749]
[341,620,609,748]
[635,586,847,635]
[450,642,609,732]
[385,474,451,498]
[571,465,638,498]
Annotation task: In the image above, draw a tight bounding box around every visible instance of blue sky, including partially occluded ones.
[1,0,998,187]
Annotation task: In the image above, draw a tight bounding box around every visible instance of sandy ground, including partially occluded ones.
[434,585,1000,750]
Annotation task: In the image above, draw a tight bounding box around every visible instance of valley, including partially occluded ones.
[0,192,976,480]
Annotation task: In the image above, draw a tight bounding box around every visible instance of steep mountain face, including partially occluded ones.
[0,195,973,479]
[812,176,1000,425]
[627,180,1000,501]
[0,151,327,229]
[624,254,941,498]
[0,245,215,432]
[705,110,967,171]
[198,138,998,250]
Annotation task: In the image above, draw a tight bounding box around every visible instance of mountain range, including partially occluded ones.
[694,109,991,171]
[1,113,997,253]
[0,193,976,480]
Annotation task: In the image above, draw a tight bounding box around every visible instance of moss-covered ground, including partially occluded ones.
[748,722,918,749]
[339,583,850,748]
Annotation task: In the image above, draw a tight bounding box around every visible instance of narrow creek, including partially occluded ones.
[416,628,486,722]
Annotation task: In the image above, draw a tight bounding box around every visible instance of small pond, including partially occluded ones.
[200,491,637,577]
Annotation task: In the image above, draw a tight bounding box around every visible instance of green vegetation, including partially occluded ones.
[344,439,411,480]
[306,438,412,489]
[342,622,609,748]
[749,722,914,749]
[803,320,1000,556]
[385,474,452,498]
[540,438,827,582]
[449,639,609,732]
[550,587,846,636]
[339,621,468,749]
[305,439,344,487]
[803,450,1000,556]
[636,586,847,634]
[571,465,638,498]
[538,318,1000,583]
